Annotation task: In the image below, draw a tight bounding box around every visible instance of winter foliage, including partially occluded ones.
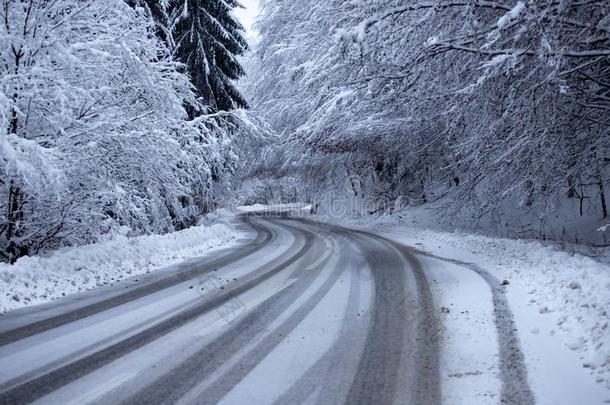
[0,0,256,262]
[243,0,610,240]
[134,0,250,113]
[1,0,608,262]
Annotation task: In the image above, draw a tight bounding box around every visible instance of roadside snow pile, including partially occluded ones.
[0,223,238,314]
[429,232,610,384]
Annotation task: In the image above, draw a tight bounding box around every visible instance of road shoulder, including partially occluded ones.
[320,214,610,405]
[0,217,248,315]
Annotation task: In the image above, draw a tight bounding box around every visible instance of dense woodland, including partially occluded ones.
[1,0,609,262]
[0,0,268,262]
[241,0,609,242]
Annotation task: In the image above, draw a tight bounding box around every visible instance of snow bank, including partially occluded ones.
[427,231,609,380]
[0,222,238,314]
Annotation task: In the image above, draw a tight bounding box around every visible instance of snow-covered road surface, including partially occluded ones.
[0,212,534,404]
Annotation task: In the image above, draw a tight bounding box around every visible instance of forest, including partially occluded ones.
[241,0,609,243]
[0,0,269,262]
[1,0,609,263]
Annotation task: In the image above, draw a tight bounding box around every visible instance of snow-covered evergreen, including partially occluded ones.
[136,0,250,113]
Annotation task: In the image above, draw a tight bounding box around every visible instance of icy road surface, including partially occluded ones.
[0,212,533,404]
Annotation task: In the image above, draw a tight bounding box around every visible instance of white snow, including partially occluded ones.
[334,20,368,44]
[0,221,241,314]
[421,255,501,404]
[355,20,368,42]
[235,203,311,214]
[481,54,512,69]
[425,36,440,47]
[312,209,610,404]
[497,1,525,29]
[598,223,610,233]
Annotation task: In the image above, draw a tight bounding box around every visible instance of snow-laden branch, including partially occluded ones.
[364,1,512,31]
[244,0,610,224]
[428,42,610,58]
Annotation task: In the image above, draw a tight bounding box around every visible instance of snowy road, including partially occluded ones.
[0,212,530,404]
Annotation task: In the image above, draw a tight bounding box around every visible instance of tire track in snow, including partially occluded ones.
[291,217,441,405]
[412,252,535,405]
[0,218,313,404]
[271,246,369,405]
[116,218,336,404]
[328,219,534,405]
[190,226,358,404]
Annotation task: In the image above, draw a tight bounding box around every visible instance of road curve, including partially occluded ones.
[0,212,441,405]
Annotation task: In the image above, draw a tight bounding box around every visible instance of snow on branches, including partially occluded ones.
[244,0,610,234]
[0,0,251,262]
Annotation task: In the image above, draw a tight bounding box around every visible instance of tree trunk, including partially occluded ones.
[525,180,535,207]
[420,179,427,204]
[567,176,576,198]
[4,47,26,262]
[5,182,27,263]
[599,175,608,219]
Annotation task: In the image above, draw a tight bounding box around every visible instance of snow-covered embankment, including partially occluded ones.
[0,222,240,314]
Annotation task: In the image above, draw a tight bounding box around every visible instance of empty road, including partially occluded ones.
[0,211,529,404]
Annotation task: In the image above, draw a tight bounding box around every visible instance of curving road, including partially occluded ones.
[0,211,528,404]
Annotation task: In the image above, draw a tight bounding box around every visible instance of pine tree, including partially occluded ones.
[137,0,249,113]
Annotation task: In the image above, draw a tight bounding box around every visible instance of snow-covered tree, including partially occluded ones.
[243,0,610,235]
[0,0,253,262]
[136,0,250,113]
